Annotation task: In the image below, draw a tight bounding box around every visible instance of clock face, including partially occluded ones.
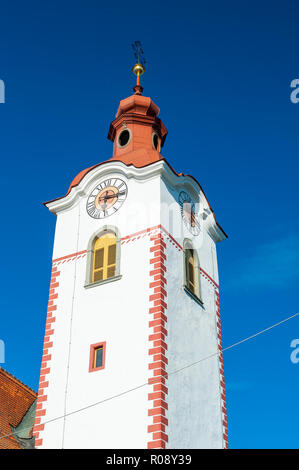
[178,191,200,236]
[86,178,128,219]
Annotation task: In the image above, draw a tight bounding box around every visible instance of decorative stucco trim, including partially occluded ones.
[51,226,220,299]
[53,250,87,264]
[200,267,219,289]
[44,159,226,243]
[51,225,181,266]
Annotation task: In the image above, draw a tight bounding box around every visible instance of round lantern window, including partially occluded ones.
[117,129,131,148]
[152,132,159,151]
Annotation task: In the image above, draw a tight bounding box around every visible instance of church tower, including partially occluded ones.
[33,57,228,449]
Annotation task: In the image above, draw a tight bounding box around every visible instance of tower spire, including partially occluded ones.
[131,41,146,95]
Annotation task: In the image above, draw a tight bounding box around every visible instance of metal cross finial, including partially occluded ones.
[131,41,146,95]
[131,41,146,66]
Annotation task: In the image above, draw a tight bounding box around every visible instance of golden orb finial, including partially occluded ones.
[132,63,145,76]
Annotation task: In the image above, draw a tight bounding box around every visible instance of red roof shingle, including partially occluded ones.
[0,368,37,449]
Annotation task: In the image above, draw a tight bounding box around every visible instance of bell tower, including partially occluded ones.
[107,83,167,167]
[33,50,228,449]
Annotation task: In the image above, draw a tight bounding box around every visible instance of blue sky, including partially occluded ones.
[0,0,298,448]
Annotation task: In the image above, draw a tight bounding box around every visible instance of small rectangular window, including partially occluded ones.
[89,342,106,372]
[94,346,103,368]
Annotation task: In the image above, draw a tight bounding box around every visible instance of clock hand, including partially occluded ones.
[100,191,108,209]
[193,215,200,229]
[98,194,116,203]
[98,190,126,203]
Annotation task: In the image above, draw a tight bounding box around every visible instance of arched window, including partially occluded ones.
[183,240,201,302]
[92,233,116,282]
[185,248,196,293]
[85,226,121,287]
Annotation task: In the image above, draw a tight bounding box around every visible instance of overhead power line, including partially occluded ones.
[170,311,299,375]
[0,311,298,443]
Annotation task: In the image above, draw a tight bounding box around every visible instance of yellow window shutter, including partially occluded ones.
[92,233,117,282]
[186,249,195,293]
[94,248,104,269]
[108,244,116,265]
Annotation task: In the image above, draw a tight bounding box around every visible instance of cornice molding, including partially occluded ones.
[44,159,227,243]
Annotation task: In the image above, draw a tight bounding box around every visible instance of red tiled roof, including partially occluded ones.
[0,368,37,449]
[66,163,100,196]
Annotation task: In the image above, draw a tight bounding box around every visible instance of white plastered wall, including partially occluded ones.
[39,160,225,449]
[160,178,224,449]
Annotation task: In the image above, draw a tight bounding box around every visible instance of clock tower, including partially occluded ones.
[33,61,228,449]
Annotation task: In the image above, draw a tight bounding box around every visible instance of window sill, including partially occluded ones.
[183,285,204,307]
[85,274,122,289]
[89,366,105,373]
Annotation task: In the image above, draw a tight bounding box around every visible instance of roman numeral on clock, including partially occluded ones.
[86,177,128,219]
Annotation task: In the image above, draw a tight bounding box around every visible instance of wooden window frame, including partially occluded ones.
[186,249,196,293]
[92,233,116,283]
[89,341,106,372]
[183,239,202,305]
[85,226,122,289]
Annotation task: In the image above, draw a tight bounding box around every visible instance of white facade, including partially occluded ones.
[33,159,228,449]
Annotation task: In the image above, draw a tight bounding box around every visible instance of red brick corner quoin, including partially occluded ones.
[147,231,168,449]
[33,265,60,447]
[215,287,229,448]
